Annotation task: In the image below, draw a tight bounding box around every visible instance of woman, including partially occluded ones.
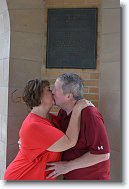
[4,79,91,180]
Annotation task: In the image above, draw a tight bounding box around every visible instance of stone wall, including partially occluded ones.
[0,0,10,179]
[99,0,120,181]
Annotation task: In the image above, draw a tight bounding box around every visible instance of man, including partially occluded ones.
[46,73,110,180]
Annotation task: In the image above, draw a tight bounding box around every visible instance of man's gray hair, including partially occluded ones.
[57,73,84,100]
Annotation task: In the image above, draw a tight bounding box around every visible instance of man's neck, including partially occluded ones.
[63,101,77,115]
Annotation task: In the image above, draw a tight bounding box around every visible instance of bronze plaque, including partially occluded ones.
[46,8,97,69]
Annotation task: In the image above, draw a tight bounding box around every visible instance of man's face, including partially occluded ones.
[52,79,68,108]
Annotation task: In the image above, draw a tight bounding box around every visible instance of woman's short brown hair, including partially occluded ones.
[22,79,50,109]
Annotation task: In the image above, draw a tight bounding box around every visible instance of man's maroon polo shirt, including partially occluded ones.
[58,106,110,180]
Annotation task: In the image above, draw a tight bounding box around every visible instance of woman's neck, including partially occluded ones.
[31,106,50,119]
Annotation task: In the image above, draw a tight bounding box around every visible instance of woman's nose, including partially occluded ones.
[52,89,55,94]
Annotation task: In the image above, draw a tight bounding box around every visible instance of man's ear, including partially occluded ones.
[67,93,74,100]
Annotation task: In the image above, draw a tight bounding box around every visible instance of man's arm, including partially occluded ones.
[66,152,110,170]
[46,152,110,178]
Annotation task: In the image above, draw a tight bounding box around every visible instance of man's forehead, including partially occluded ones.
[55,79,63,86]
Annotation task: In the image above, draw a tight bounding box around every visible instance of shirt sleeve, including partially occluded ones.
[23,120,64,150]
[84,107,110,154]
[21,120,64,161]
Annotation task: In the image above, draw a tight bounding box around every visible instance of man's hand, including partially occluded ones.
[46,161,71,179]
